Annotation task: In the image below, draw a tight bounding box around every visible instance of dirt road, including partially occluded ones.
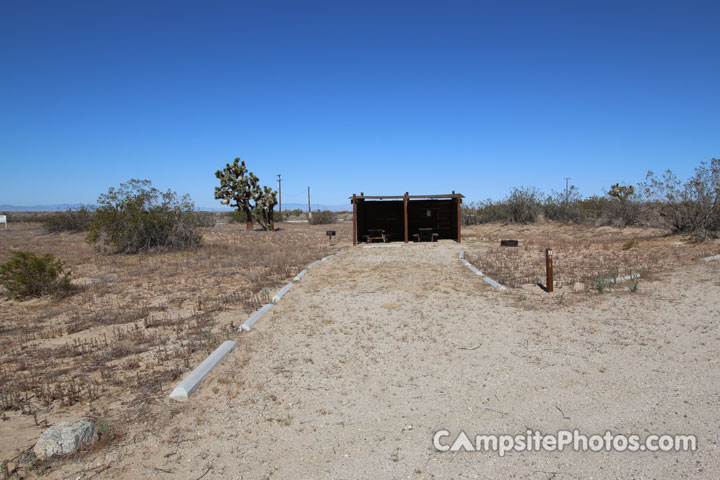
[47,241,720,478]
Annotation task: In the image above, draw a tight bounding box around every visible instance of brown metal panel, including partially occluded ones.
[352,193,357,246]
[403,192,409,243]
[457,196,462,243]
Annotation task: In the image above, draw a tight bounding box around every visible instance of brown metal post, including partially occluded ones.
[352,194,357,246]
[545,248,554,292]
[403,192,409,243]
[456,195,462,243]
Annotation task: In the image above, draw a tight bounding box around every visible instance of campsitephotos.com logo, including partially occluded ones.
[433,429,697,456]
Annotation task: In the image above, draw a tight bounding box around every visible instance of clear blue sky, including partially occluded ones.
[1,0,718,208]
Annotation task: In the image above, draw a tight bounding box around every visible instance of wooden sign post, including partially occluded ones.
[545,248,554,293]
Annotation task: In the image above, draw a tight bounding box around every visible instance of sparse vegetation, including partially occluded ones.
[0,221,339,465]
[87,179,204,253]
[463,157,719,235]
[309,210,336,225]
[41,206,95,233]
[0,251,72,300]
[594,277,608,293]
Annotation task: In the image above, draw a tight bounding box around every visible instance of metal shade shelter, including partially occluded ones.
[349,192,464,245]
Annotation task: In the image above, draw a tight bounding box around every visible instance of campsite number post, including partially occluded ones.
[326,230,336,246]
[545,248,554,293]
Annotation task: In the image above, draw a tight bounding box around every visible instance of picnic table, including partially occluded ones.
[364,229,390,243]
[414,228,439,242]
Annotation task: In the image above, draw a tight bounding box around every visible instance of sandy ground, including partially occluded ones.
[32,240,720,479]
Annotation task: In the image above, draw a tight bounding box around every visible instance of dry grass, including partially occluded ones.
[462,222,719,290]
[0,221,350,463]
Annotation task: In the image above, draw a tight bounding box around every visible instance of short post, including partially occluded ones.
[545,248,554,293]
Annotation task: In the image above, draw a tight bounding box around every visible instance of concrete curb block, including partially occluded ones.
[608,273,641,283]
[483,276,507,290]
[458,252,506,291]
[308,260,322,268]
[169,340,236,402]
[240,304,273,331]
[272,283,293,303]
[293,269,308,281]
[321,255,333,262]
[701,254,720,262]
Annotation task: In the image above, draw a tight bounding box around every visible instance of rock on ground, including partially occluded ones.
[33,421,97,459]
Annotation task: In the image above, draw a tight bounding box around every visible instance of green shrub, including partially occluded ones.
[87,179,204,253]
[309,210,336,225]
[225,210,247,224]
[0,251,73,300]
[594,277,608,293]
[41,206,94,233]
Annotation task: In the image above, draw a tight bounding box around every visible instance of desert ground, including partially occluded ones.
[2,220,720,478]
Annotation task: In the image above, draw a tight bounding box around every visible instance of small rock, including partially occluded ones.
[33,421,98,459]
[573,282,585,292]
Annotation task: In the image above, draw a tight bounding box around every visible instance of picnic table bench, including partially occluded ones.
[414,228,439,242]
[364,229,390,243]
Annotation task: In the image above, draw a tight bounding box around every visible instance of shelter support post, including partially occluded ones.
[403,192,409,243]
[352,193,357,246]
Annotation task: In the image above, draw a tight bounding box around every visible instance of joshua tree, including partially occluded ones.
[254,186,278,231]
[214,158,259,231]
[214,158,278,231]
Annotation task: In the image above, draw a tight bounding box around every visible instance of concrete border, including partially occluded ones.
[701,254,720,262]
[169,340,237,402]
[272,283,293,303]
[608,273,641,283]
[240,304,273,331]
[458,252,506,291]
[308,259,322,268]
[293,269,308,281]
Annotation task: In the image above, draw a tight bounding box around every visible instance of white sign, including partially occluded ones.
[0,215,6,229]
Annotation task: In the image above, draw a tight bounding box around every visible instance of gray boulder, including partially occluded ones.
[33,421,98,459]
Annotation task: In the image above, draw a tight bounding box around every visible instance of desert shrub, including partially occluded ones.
[286,208,304,217]
[225,210,247,223]
[87,179,204,253]
[504,187,542,223]
[543,186,585,223]
[607,183,641,227]
[41,206,94,233]
[0,251,73,300]
[462,200,506,225]
[641,158,720,238]
[309,210,336,225]
[193,211,216,227]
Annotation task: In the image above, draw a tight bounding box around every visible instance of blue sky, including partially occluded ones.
[1,0,718,209]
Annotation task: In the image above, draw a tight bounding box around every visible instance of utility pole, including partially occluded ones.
[276,174,282,214]
[564,177,571,203]
[307,186,311,220]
